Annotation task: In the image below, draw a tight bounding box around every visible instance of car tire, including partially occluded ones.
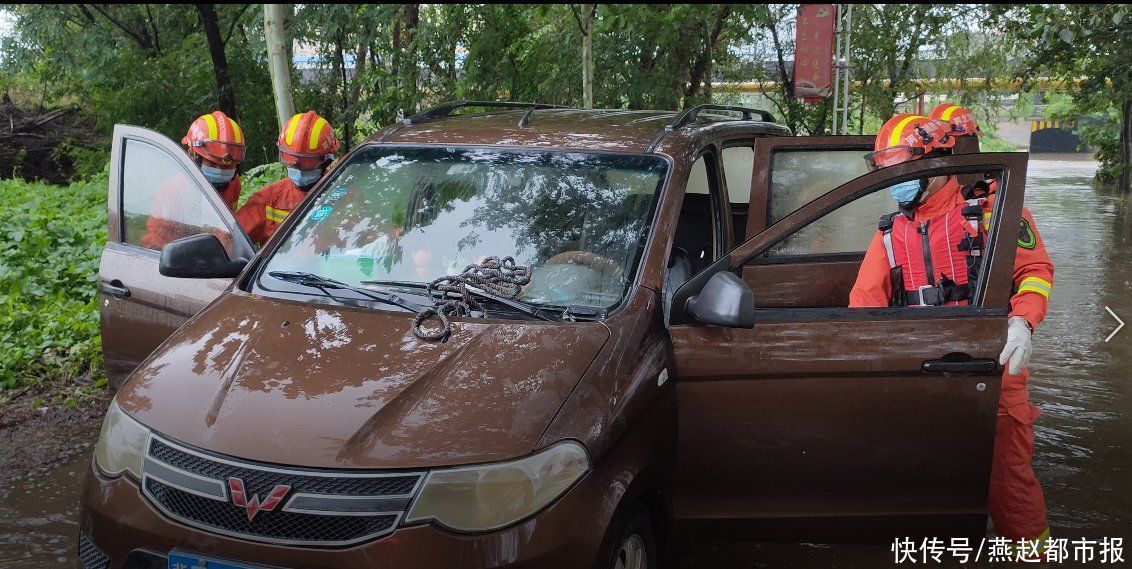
[602,502,658,569]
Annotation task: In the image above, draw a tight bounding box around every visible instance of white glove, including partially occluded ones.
[998,316,1033,375]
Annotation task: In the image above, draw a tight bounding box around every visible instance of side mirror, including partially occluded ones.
[159,234,247,278]
[684,271,755,328]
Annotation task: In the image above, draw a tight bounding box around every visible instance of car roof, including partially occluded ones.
[368,108,792,155]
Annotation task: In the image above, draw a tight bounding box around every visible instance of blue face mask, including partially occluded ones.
[200,164,236,185]
[287,166,322,189]
[888,180,922,206]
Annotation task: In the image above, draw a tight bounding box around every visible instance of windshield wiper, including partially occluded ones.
[267,271,432,314]
[360,279,553,321]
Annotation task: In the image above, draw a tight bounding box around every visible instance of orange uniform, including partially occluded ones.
[234,178,308,247]
[849,176,1054,545]
[140,176,241,251]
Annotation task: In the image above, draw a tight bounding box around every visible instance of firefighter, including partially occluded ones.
[848,111,1054,555]
[235,110,340,247]
[182,111,247,210]
[140,111,246,250]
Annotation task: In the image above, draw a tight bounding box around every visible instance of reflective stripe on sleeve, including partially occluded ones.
[265,206,290,223]
[1017,276,1052,299]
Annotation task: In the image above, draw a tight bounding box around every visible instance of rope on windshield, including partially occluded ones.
[412,256,532,341]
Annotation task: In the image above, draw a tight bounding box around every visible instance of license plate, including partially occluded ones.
[168,550,269,569]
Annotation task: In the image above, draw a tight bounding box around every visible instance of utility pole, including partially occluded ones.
[264,4,296,130]
[831,4,853,135]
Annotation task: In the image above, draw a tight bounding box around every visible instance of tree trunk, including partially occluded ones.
[264,4,296,130]
[1121,97,1131,196]
[196,4,236,117]
[580,4,595,109]
[685,6,730,103]
[334,34,351,153]
[393,5,420,114]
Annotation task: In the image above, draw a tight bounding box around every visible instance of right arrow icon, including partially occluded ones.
[1105,306,1125,343]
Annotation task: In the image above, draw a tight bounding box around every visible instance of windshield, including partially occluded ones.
[260,146,667,312]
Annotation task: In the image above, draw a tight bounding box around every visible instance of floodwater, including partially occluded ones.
[1,155,1128,567]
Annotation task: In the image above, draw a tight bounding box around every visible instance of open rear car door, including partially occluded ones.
[669,151,1028,542]
[98,125,254,388]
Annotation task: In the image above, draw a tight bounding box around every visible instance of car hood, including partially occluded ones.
[116,293,609,469]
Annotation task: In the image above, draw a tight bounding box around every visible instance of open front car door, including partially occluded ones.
[98,125,254,388]
[669,151,1028,542]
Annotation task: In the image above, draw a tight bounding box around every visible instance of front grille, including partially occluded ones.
[149,438,420,497]
[145,478,398,543]
[141,435,424,547]
[78,534,110,569]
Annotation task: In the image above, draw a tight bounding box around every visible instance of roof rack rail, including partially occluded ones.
[645,104,776,153]
[403,101,568,126]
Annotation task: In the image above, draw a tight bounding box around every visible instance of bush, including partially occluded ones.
[0,175,107,390]
[239,162,287,207]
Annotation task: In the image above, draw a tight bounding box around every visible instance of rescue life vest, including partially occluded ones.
[879,182,990,307]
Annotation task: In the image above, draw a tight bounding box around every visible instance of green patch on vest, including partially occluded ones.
[1018,218,1036,249]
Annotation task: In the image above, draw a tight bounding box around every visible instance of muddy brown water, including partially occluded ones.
[2,156,1128,567]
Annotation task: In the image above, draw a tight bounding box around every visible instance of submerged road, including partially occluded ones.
[2,155,1128,567]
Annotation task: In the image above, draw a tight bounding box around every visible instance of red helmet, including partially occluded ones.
[182,111,246,166]
[930,102,984,138]
[278,111,339,169]
[864,113,955,171]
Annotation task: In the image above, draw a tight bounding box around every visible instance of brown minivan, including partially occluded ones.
[81,102,1028,569]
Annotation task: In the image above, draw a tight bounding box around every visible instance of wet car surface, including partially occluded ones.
[4,156,1128,568]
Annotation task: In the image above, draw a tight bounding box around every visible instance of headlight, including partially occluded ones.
[93,400,151,479]
[404,440,590,532]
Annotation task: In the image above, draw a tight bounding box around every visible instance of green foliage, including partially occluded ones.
[978,134,1017,153]
[0,175,107,389]
[2,4,279,170]
[993,3,1132,191]
[239,162,286,207]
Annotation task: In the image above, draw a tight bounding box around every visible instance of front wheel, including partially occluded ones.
[603,503,658,569]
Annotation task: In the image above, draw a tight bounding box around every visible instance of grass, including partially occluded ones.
[0,174,108,401]
[0,158,287,401]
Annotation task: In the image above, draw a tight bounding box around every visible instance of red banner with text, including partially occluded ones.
[793,4,836,102]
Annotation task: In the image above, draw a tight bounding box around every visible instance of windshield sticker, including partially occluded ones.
[310,205,334,222]
[326,187,348,202]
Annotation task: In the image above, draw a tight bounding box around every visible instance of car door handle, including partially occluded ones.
[99,279,131,298]
[921,356,998,374]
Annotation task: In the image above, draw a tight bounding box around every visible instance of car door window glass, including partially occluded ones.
[750,172,1003,309]
[768,150,869,224]
[766,189,891,256]
[673,155,720,275]
[722,146,754,204]
[121,139,231,254]
[723,145,754,244]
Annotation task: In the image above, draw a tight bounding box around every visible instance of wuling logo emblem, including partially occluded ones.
[227,477,291,521]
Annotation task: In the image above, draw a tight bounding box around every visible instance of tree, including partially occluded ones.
[2,4,279,167]
[570,4,598,109]
[196,4,249,118]
[995,4,1132,194]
